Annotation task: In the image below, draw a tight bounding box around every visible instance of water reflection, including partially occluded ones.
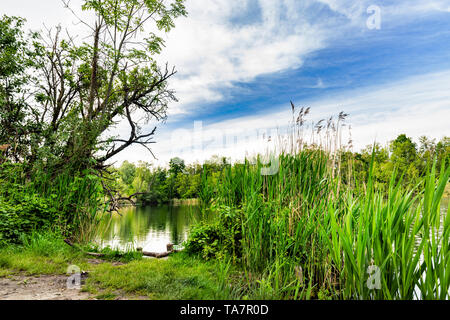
[96,199,448,257]
[412,198,448,300]
[96,204,202,253]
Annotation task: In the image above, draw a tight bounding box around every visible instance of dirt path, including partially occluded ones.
[0,274,92,300]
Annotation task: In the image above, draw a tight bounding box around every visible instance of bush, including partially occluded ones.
[0,162,104,245]
[0,163,59,245]
[184,205,242,260]
[184,222,221,259]
[0,195,58,246]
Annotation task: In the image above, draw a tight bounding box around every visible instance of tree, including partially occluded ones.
[1,0,187,174]
[361,143,389,163]
[390,134,418,181]
[436,137,450,169]
[418,136,436,156]
[118,160,136,185]
[169,157,185,176]
[356,143,391,184]
[0,16,42,162]
[132,161,152,193]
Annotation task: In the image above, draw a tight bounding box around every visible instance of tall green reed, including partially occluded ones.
[197,105,449,300]
[328,155,449,299]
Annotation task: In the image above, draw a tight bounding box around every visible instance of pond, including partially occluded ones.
[414,197,449,247]
[96,204,205,253]
[96,198,448,255]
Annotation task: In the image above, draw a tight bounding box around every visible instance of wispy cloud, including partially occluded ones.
[161,0,334,114]
[112,69,450,166]
[161,0,450,116]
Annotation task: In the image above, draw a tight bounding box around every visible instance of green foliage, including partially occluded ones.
[119,161,137,187]
[436,137,450,169]
[184,222,222,259]
[389,134,419,181]
[0,231,88,275]
[169,157,186,175]
[186,132,449,300]
[0,196,56,246]
[347,135,449,187]
[184,205,242,261]
[0,0,187,242]
[114,158,204,204]
[0,15,43,160]
[0,164,56,245]
[0,162,105,245]
[327,157,450,300]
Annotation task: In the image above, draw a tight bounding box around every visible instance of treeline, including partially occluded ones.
[348,134,449,186]
[113,156,229,205]
[115,134,450,205]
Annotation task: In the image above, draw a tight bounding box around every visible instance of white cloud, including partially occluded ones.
[5,0,448,115]
[317,0,450,20]
[161,0,450,115]
[111,70,450,166]
[161,0,329,114]
[1,0,89,35]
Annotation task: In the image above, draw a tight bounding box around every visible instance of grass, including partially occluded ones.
[1,163,447,300]
[83,252,229,300]
[0,162,106,244]
[326,160,449,299]
[0,233,88,275]
[198,150,341,299]
[195,108,450,300]
[0,232,231,300]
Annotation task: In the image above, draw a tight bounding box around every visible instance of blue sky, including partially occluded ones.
[176,13,450,124]
[2,0,450,166]
[138,0,450,166]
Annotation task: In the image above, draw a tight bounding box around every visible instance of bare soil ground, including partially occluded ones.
[0,274,91,300]
[0,259,148,300]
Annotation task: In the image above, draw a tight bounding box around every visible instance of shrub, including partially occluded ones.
[184,205,242,260]
[0,162,104,245]
[0,194,58,245]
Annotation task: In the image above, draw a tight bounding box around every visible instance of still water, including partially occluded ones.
[96,198,448,255]
[96,204,203,253]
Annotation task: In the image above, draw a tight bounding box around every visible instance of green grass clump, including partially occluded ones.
[0,232,88,275]
[84,252,229,300]
[0,232,233,300]
[327,159,449,299]
[191,118,449,300]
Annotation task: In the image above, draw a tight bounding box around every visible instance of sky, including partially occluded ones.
[2,0,450,167]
